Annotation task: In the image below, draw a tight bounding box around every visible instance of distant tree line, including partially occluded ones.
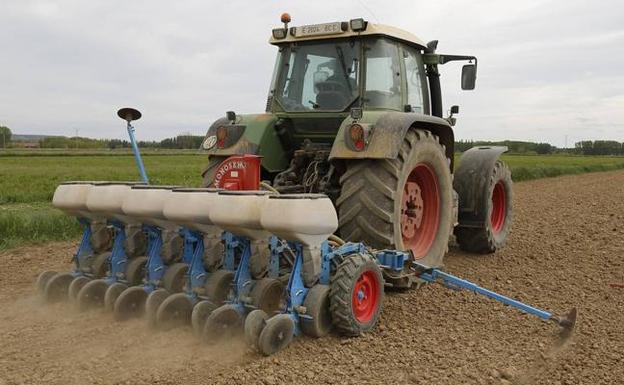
[455,140,556,154]
[574,140,624,155]
[39,135,204,149]
[1,130,620,156]
[456,139,624,156]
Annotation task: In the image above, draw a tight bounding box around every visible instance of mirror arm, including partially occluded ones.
[424,54,478,67]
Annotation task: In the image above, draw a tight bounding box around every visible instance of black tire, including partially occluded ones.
[329,252,384,336]
[68,276,90,303]
[257,314,295,356]
[204,270,234,305]
[191,300,218,337]
[155,293,194,330]
[202,304,243,344]
[104,282,128,311]
[114,286,148,321]
[337,129,453,267]
[455,160,513,253]
[301,284,332,338]
[244,309,268,349]
[77,279,108,311]
[145,288,170,328]
[162,262,188,293]
[43,272,74,303]
[250,278,284,315]
[36,271,57,295]
[201,155,228,187]
[90,252,111,278]
[125,256,147,286]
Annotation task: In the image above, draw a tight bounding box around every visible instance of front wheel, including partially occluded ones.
[338,129,453,267]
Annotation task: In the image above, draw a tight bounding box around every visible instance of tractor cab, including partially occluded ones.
[265,16,435,148]
[268,17,430,117]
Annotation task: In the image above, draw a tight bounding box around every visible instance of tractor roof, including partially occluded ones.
[269,20,427,50]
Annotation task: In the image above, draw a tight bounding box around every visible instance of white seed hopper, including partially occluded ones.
[261,194,338,247]
[85,182,144,223]
[209,190,274,240]
[121,185,179,230]
[52,181,98,220]
[162,188,221,234]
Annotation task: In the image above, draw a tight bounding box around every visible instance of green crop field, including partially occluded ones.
[1,151,623,250]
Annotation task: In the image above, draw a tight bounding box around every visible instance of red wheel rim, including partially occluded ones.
[491,181,506,234]
[401,164,440,259]
[352,270,380,323]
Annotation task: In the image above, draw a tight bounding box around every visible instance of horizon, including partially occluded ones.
[1,1,623,147]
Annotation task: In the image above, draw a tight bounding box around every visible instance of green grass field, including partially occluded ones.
[1,152,623,250]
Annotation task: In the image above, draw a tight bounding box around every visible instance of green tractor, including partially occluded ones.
[200,15,513,278]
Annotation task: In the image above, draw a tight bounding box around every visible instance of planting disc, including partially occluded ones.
[145,288,169,328]
[202,304,243,344]
[257,314,295,356]
[113,286,148,321]
[244,309,268,349]
[36,271,57,295]
[204,270,234,305]
[301,284,332,338]
[77,279,108,311]
[191,300,218,337]
[124,256,147,286]
[90,252,111,278]
[156,293,193,331]
[68,276,90,303]
[104,282,128,311]
[250,278,284,315]
[162,263,188,293]
[43,272,74,303]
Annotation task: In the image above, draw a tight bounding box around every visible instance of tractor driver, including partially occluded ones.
[313,48,358,110]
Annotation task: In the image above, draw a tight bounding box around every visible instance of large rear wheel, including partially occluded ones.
[455,160,513,253]
[338,129,453,267]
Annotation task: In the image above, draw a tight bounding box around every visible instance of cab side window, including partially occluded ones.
[403,47,425,113]
[364,38,402,110]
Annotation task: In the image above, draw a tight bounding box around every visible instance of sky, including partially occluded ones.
[0,0,622,147]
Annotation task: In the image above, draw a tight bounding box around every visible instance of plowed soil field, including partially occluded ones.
[1,170,623,385]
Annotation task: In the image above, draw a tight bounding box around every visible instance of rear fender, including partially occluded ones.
[329,111,456,169]
[453,146,508,227]
[201,114,288,172]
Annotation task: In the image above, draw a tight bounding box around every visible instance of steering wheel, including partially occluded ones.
[281,97,309,111]
[316,80,349,94]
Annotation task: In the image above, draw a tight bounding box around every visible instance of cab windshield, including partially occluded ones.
[275,40,361,112]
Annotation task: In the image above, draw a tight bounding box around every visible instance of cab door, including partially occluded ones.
[400,45,430,115]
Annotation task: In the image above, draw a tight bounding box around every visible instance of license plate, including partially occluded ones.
[296,22,344,37]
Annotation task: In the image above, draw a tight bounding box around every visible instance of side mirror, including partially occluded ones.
[450,105,459,114]
[461,64,477,90]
